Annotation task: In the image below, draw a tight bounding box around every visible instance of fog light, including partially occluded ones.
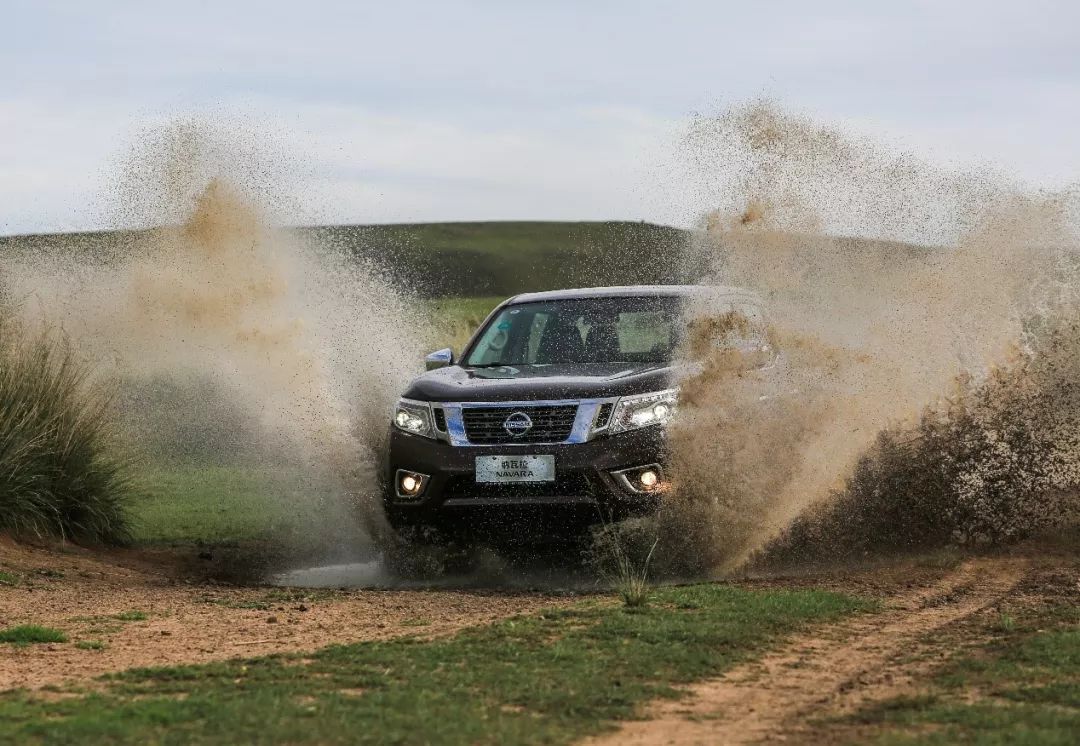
[611,464,665,495]
[395,469,429,498]
[638,469,659,488]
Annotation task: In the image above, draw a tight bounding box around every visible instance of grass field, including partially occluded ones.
[309,221,692,298]
[844,603,1080,744]
[0,221,694,300]
[128,466,298,545]
[126,465,369,575]
[428,295,503,351]
[0,584,867,745]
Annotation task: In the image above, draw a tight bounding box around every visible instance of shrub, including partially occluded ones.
[0,314,134,544]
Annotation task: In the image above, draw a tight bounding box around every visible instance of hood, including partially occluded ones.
[402,362,675,402]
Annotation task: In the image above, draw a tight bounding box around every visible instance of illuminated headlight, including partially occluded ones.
[393,399,434,438]
[610,389,678,433]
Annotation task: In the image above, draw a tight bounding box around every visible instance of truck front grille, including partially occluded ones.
[462,404,578,444]
[594,402,615,429]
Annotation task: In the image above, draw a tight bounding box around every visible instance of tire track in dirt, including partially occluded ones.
[587,556,1030,746]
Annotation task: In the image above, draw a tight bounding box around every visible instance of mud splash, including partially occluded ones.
[649,102,1080,574]
[0,121,427,562]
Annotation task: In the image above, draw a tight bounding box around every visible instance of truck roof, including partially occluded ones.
[505,284,762,305]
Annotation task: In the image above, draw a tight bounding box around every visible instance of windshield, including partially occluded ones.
[465,297,683,366]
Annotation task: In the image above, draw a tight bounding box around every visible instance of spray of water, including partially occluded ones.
[5,107,1077,582]
[1,121,427,566]
[645,101,1080,574]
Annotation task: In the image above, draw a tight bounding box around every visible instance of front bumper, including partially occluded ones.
[383,426,667,544]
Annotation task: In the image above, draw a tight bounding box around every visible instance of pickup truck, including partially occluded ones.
[383,284,767,555]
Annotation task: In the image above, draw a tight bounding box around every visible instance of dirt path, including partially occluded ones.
[0,540,570,691]
[588,556,1030,746]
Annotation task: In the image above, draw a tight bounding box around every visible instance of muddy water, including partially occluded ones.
[0,121,428,562]
[653,102,1080,573]
[3,108,1077,581]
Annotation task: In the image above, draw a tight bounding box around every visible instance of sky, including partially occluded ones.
[2,0,1079,235]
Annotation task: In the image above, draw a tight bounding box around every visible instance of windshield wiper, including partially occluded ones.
[468,362,514,368]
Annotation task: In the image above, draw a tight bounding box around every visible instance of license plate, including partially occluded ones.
[475,455,555,483]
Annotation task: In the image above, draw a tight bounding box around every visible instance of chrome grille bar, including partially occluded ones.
[441,398,618,446]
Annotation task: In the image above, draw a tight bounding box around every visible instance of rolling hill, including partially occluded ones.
[0,221,693,299]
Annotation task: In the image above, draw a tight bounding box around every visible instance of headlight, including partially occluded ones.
[609,389,678,433]
[393,399,434,438]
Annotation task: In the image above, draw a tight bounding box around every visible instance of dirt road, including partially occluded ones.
[2,532,1065,743]
[588,556,1034,745]
[0,539,570,691]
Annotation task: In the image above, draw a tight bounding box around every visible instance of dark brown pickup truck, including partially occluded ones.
[383,284,765,553]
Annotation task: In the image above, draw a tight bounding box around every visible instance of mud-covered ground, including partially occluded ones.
[0,538,577,692]
[2,534,1074,723]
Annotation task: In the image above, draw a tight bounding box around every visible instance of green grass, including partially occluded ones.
[128,463,376,554]
[2,221,694,300]
[0,625,68,646]
[74,640,106,651]
[428,295,504,321]
[308,221,692,298]
[111,611,148,622]
[427,295,503,352]
[0,584,867,745]
[849,607,1080,744]
[0,571,19,586]
[128,466,305,544]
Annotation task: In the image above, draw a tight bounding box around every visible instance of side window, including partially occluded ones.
[617,311,672,355]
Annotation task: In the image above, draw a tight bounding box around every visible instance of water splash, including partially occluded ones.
[1,121,428,563]
[652,101,1080,573]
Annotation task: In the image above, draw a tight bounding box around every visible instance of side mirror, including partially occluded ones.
[425,347,454,371]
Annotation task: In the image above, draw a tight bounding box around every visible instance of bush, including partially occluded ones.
[0,315,134,544]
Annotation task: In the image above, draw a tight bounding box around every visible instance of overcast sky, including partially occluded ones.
[3,0,1078,235]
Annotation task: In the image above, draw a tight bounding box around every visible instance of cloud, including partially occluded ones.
[2,1,1079,234]
[0,96,678,233]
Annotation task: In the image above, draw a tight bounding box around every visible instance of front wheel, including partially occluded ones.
[383,527,479,580]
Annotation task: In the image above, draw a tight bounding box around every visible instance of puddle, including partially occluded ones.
[270,560,388,588]
[269,552,598,593]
